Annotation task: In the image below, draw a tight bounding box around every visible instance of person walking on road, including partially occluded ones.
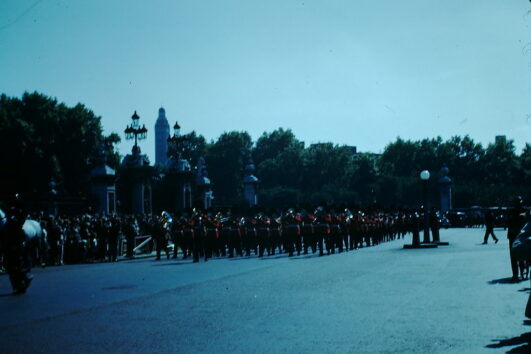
[482,210,498,244]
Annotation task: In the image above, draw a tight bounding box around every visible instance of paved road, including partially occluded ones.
[1,228,530,353]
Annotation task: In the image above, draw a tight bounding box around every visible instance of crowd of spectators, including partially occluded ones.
[0,206,434,268]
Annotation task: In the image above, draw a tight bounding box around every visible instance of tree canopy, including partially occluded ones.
[0,92,120,201]
[1,91,529,209]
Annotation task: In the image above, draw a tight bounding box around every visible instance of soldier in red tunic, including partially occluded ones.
[269,213,282,256]
[191,209,206,263]
[282,209,301,257]
[313,207,328,256]
[226,212,242,258]
[204,213,220,258]
[256,213,270,257]
[301,212,315,255]
[181,215,194,260]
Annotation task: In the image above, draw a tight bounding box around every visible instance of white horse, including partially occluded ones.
[0,208,47,266]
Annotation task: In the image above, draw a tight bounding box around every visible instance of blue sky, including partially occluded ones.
[1,0,530,162]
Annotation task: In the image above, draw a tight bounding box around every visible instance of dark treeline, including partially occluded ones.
[200,130,530,208]
[0,92,120,202]
[1,92,529,209]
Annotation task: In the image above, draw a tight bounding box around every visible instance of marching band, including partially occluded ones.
[153,207,421,262]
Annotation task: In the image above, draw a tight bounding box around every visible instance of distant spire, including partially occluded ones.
[157,107,166,119]
[155,107,170,166]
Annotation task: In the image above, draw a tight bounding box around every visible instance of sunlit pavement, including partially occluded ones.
[1,228,529,353]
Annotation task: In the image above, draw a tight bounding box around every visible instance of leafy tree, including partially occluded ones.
[252,129,304,189]
[301,143,352,192]
[167,131,207,166]
[520,144,531,184]
[378,138,420,177]
[205,131,252,205]
[482,138,518,185]
[0,92,119,201]
[258,186,302,208]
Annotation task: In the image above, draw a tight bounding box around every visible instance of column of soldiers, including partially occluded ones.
[153,207,420,262]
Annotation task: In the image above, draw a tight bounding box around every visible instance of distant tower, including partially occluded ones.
[155,107,170,166]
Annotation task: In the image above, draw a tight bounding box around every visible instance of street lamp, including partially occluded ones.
[167,121,183,159]
[404,171,438,249]
[124,111,147,154]
[420,170,431,244]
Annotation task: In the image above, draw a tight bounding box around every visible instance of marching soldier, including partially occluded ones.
[241,216,258,257]
[226,212,242,258]
[219,212,231,257]
[256,213,270,257]
[191,209,206,263]
[301,211,315,254]
[153,212,170,260]
[313,207,328,256]
[329,210,342,253]
[169,214,183,259]
[269,213,282,256]
[182,215,194,259]
[282,209,301,257]
[204,212,220,258]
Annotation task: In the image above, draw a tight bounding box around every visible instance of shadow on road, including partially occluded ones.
[152,261,189,266]
[122,259,158,264]
[488,277,525,285]
[258,256,284,261]
[486,332,531,353]
[228,256,256,261]
[291,254,320,260]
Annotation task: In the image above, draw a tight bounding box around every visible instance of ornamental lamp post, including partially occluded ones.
[404,171,437,249]
[167,121,182,159]
[420,170,431,244]
[124,111,147,154]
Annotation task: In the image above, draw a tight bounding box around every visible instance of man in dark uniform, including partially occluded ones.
[1,200,33,294]
[429,209,441,244]
[181,215,194,259]
[219,212,231,257]
[482,209,498,244]
[204,213,220,258]
[256,213,270,257]
[191,209,207,262]
[282,209,301,257]
[170,214,183,259]
[508,196,526,281]
[153,214,170,260]
[301,212,315,254]
[269,213,281,256]
[313,207,328,256]
[227,212,242,258]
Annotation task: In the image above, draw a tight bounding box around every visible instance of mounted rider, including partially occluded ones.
[1,195,33,294]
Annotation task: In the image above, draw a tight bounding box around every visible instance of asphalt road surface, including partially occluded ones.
[1,228,530,353]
